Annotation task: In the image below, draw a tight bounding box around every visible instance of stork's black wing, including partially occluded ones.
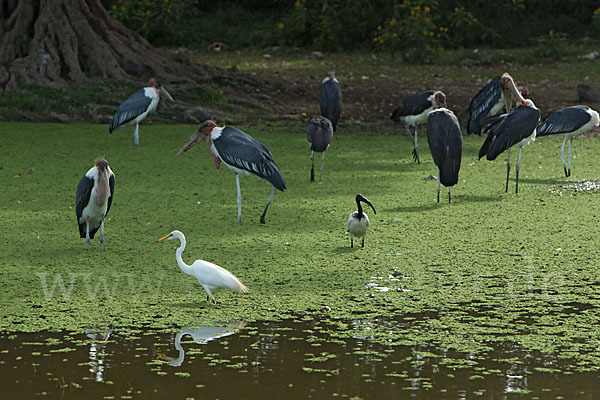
[109,88,152,132]
[467,77,503,135]
[320,79,342,131]
[536,106,592,137]
[76,174,94,238]
[391,90,435,120]
[482,105,540,161]
[213,126,286,191]
[307,116,334,152]
[427,109,463,187]
[106,172,115,217]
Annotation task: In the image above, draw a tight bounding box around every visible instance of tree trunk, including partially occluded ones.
[0,0,202,90]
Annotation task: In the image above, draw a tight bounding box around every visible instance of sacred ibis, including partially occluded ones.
[391,90,447,163]
[177,120,286,224]
[307,116,334,182]
[320,72,342,132]
[478,77,540,194]
[75,158,115,251]
[347,194,376,248]
[467,73,529,135]
[156,230,248,304]
[536,105,600,177]
[109,78,174,146]
[426,108,463,203]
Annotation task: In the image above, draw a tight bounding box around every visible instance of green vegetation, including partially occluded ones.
[2,122,600,369]
[106,0,600,58]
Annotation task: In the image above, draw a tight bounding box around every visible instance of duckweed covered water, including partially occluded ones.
[2,123,600,396]
[2,319,599,399]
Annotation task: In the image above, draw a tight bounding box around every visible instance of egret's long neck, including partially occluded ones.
[175,237,191,275]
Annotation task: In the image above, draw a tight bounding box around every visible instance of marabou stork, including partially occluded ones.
[320,72,342,132]
[391,90,447,163]
[347,194,376,248]
[536,105,600,177]
[467,73,529,135]
[177,120,286,224]
[75,158,115,251]
[307,116,334,182]
[478,78,540,193]
[156,230,248,304]
[109,78,174,146]
[426,108,463,203]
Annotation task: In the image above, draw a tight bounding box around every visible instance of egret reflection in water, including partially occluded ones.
[158,321,246,367]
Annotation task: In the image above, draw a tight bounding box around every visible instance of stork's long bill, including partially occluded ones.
[176,120,222,168]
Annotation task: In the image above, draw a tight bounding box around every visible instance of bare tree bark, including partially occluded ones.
[0,0,202,90]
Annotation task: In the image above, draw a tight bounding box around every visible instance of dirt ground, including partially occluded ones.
[237,65,589,131]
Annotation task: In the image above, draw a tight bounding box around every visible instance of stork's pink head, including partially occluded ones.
[500,74,513,89]
[95,157,109,171]
[200,120,217,135]
[433,91,447,108]
[518,85,529,97]
[148,78,159,89]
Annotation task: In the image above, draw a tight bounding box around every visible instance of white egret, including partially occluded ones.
[156,230,248,303]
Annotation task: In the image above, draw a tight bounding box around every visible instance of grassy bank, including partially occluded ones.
[2,122,600,369]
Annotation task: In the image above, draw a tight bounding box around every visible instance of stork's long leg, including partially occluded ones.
[436,168,441,203]
[350,234,354,248]
[413,126,420,164]
[235,174,242,224]
[515,146,523,194]
[133,123,140,147]
[448,186,451,203]
[260,185,277,224]
[567,136,573,177]
[85,221,90,251]
[505,148,512,193]
[319,151,326,183]
[361,236,365,248]
[100,219,104,251]
[310,150,315,182]
[560,135,568,177]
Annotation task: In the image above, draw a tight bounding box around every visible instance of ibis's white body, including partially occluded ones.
[347,212,370,241]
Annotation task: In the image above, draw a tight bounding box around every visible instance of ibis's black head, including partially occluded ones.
[95,157,108,171]
[355,194,376,217]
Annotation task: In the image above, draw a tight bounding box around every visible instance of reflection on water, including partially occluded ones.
[85,328,111,382]
[159,322,246,367]
[1,319,598,399]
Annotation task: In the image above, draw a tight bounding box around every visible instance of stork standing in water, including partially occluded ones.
[320,72,342,132]
[156,230,248,304]
[347,194,376,248]
[75,158,115,250]
[536,105,600,177]
[478,75,540,193]
[307,116,334,182]
[109,78,174,146]
[426,108,463,203]
[391,90,447,163]
[467,73,528,135]
[177,120,286,224]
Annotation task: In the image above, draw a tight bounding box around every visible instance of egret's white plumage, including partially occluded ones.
[156,230,248,303]
[347,194,376,248]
